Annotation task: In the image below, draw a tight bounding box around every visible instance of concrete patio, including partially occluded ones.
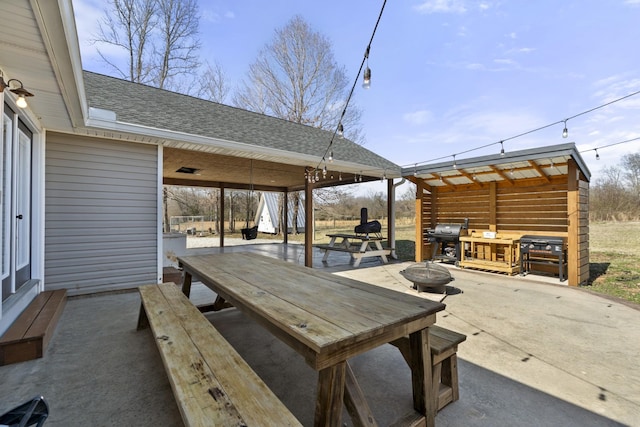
[1,242,638,426]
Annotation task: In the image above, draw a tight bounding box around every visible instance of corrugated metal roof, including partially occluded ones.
[404,143,590,187]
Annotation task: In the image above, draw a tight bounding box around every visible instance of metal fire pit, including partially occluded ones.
[400,262,454,293]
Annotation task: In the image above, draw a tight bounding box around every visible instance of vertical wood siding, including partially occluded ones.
[45,134,158,295]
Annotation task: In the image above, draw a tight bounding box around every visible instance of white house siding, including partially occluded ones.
[45,133,158,295]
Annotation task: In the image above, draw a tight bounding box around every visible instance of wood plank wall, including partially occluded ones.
[417,166,590,286]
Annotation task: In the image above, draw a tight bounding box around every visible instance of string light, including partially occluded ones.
[452,154,457,169]
[579,136,640,160]
[500,141,505,156]
[328,150,333,162]
[312,0,387,178]
[413,164,418,177]
[404,88,640,170]
[339,172,342,181]
[562,120,568,138]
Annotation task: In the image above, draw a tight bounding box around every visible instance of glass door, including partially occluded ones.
[1,104,32,301]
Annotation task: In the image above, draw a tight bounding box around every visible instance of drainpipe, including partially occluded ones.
[389,178,406,259]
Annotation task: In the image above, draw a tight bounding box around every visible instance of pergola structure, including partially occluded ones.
[403,143,591,286]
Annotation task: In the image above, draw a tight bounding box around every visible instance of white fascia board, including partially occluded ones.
[85,116,323,163]
[84,116,395,176]
[32,0,88,127]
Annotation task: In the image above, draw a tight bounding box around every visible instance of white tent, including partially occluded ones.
[255,193,306,234]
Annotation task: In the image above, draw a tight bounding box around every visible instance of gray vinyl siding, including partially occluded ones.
[45,133,158,295]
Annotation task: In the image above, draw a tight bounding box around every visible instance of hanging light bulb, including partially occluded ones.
[452,155,457,169]
[315,169,319,181]
[562,120,568,138]
[328,150,334,163]
[413,164,418,177]
[500,141,505,156]
[595,149,600,160]
[322,165,327,178]
[16,95,28,109]
[339,172,342,181]
[359,173,363,182]
[362,67,371,89]
[337,123,344,138]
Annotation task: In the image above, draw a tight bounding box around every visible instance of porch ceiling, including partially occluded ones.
[163,147,381,192]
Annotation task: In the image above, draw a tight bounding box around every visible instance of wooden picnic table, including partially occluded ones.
[178,253,445,427]
[315,233,391,267]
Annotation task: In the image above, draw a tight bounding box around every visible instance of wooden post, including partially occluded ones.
[304,179,313,267]
[489,181,497,232]
[387,179,395,259]
[415,180,425,262]
[283,191,289,244]
[220,185,225,247]
[567,159,579,286]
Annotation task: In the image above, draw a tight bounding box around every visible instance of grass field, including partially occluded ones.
[182,219,640,305]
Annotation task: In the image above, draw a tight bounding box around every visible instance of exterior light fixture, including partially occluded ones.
[562,120,568,138]
[500,141,505,156]
[0,75,34,109]
[328,150,334,162]
[337,123,344,138]
[452,154,457,169]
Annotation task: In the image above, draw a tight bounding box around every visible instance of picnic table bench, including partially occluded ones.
[314,233,391,267]
[137,282,301,427]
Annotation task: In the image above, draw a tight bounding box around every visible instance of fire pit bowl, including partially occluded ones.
[400,262,454,293]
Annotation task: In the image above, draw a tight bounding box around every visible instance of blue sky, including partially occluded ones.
[72,0,640,192]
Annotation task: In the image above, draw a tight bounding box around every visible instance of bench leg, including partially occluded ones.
[441,354,460,403]
[136,305,149,330]
[181,270,193,297]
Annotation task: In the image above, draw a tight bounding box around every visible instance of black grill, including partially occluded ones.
[520,235,567,281]
[426,219,468,264]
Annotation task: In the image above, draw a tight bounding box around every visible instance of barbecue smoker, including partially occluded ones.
[520,235,567,281]
[354,208,382,237]
[426,219,469,264]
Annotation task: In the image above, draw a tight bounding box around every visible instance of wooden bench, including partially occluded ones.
[0,289,67,366]
[137,282,302,427]
[390,325,467,411]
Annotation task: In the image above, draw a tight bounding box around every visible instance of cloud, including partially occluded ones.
[403,110,433,125]
[414,0,468,14]
[201,8,236,23]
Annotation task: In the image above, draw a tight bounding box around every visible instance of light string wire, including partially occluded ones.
[402,88,640,169]
[580,136,640,154]
[311,0,387,178]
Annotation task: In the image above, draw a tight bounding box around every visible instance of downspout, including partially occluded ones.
[389,178,406,259]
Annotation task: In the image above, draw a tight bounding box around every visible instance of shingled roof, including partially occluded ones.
[83,71,399,186]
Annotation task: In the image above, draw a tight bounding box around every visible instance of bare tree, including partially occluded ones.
[94,0,201,92]
[153,0,201,90]
[197,61,231,103]
[95,0,157,84]
[233,15,364,142]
